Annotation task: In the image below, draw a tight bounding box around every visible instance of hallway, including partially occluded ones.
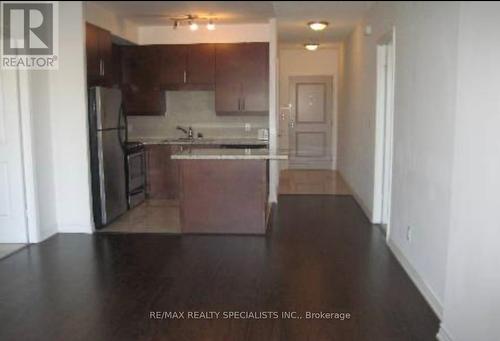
[279,170,351,195]
[0,195,438,341]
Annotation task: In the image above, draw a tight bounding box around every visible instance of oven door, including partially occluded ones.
[128,187,146,209]
[127,150,145,192]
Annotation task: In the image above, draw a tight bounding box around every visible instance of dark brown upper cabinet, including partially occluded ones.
[86,23,112,86]
[121,45,161,87]
[111,43,122,86]
[121,84,165,116]
[159,44,215,90]
[215,43,269,115]
[186,44,215,87]
[120,45,165,116]
[159,45,187,86]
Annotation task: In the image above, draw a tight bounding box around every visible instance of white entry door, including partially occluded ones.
[288,76,333,169]
[0,69,28,243]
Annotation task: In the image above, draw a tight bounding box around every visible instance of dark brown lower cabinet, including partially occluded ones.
[178,159,269,234]
[145,145,180,199]
[145,144,223,200]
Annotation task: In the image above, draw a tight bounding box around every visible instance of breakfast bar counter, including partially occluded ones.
[172,148,287,235]
[171,147,288,160]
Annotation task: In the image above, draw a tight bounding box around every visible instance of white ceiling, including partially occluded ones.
[89,1,374,44]
[275,1,374,45]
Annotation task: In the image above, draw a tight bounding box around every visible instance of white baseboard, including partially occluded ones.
[387,238,444,319]
[436,324,454,341]
[337,172,374,222]
[58,225,93,234]
[33,228,57,244]
[350,189,373,222]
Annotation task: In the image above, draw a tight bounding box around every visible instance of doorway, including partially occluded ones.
[373,29,396,235]
[288,76,333,169]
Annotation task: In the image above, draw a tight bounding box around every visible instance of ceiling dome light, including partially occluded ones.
[304,43,319,51]
[189,21,198,31]
[207,19,215,31]
[308,21,328,31]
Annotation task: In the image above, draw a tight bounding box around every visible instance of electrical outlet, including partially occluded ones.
[245,123,251,132]
[406,225,412,243]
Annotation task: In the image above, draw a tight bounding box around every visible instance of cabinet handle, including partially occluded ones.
[242,98,245,111]
[238,98,241,111]
[183,70,187,83]
[99,59,103,76]
[102,59,105,76]
[145,150,150,194]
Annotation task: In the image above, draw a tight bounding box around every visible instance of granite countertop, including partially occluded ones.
[171,148,288,160]
[128,137,268,146]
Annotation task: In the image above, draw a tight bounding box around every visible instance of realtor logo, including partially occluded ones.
[1,1,58,69]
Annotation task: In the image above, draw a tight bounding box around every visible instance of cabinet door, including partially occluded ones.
[122,85,165,116]
[86,23,113,86]
[111,44,122,86]
[215,44,244,114]
[98,27,112,85]
[145,145,179,199]
[160,45,187,87]
[86,23,101,85]
[146,145,167,199]
[187,44,215,87]
[164,145,180,199]
[121,46,164,115]
[121,46,161,87]
[241,43,269,114]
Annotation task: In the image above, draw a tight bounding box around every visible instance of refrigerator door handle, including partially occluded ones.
[117,104,127,151]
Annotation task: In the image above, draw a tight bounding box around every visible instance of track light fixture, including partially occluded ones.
[207,19,216,31]
[169,14,216,31]
[189,21,198,31]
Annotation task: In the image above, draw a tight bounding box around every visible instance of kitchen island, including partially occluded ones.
[172,148,287,234]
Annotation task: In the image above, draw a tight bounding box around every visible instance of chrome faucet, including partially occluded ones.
[176,126,193,139]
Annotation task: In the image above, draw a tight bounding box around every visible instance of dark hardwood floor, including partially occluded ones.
[0,196,439,341]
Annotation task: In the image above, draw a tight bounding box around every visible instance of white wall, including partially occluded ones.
[49,2,93,233]
[28,71,58,241]
[438,2,500,341]
[85,2,139,43]
[268,18,279,203]
[139,23,270,45]
[338,3,394,218]
[18,2,92,240]
[278,47,340,169]
[339,1,461,317]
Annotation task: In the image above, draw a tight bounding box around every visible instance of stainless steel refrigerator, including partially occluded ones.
[88,87,127,228]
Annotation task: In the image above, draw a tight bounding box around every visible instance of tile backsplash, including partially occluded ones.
[127,91,268,139]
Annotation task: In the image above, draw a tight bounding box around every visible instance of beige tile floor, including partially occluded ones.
[100,199,181,234]
[0,244,25,260]
[279,170,352,195]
